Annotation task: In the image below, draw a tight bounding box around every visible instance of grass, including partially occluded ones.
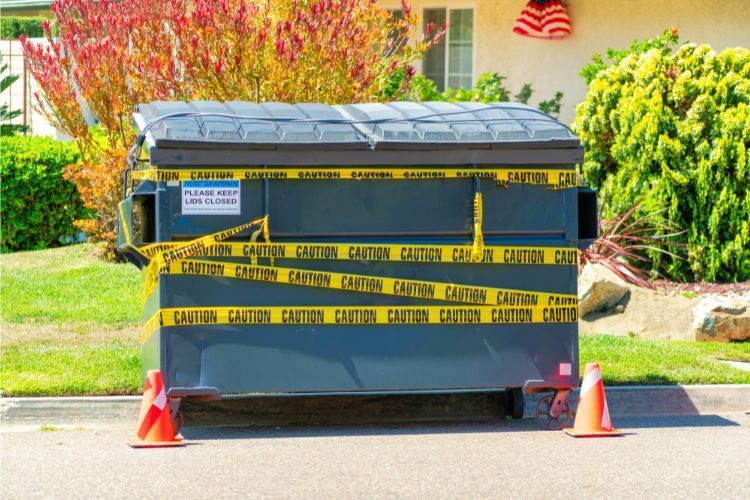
[2,326,142,396]
[1,244,142,396]
[1,244,141,327]
[580,335,750,386]
[1,244,749,396]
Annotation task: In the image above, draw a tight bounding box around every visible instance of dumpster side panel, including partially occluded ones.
[140,280,163,383]
[162,324,576,393]
[166,176,570,239]
[153,239,577,393]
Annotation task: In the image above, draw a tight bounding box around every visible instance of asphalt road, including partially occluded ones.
[2,414,749,499]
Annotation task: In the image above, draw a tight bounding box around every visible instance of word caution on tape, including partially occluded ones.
[136,240,579,266]
[118,170,581,342]
[141,305,578,342]
[164,259,577,307]
[131,167,584,190]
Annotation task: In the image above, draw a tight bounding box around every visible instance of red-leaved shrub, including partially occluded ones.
[22,0,443,258]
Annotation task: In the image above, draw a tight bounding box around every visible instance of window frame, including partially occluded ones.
[421,3,476,91]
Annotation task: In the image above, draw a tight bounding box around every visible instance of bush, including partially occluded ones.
[0,17,56,39]
[574,32,750,282]
[22,0,441,258]
[0,136,87,252]
[391,71,565,118]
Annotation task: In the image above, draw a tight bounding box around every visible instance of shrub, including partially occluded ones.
[579,198,685,288]
[21,0,441,259]
[394,71,564,118]
[0,136,88,252]
[0,17,57,39]
[574,31,750,282]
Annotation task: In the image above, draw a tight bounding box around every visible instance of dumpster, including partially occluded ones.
[117,101,597,430]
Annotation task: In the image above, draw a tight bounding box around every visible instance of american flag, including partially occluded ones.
[513,0,572,40]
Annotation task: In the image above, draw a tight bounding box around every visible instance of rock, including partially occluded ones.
[578,264,630,317]
[615,304,625,314]
[692,295,750,342]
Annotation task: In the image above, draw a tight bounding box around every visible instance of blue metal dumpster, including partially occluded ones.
[118,101,597,428]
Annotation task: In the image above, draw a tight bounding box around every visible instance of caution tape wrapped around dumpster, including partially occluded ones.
[119,166,583,344]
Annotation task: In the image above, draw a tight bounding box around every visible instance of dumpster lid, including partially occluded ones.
[134,101,578,152]
[134,101,370,151]
[338,101,577,150]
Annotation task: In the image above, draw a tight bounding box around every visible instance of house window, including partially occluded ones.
[422,7,474,91]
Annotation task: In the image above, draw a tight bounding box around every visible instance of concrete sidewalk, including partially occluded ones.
[2,385,749,431]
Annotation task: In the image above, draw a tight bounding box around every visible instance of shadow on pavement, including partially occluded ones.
[181,392,515,428]
[180,392,533,439]
[181,419,536,440]
[615,414,740,429]
[178,392,743,440]
[181,413,742,441]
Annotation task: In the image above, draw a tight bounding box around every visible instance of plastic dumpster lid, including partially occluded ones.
[133,100,578,152]
[133,101,370,151]
[336,101,578,150]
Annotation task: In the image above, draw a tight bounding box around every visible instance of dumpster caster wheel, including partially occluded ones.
[171,410,183,436]
[535,395,571,430]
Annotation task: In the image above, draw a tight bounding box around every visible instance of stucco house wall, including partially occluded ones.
[3,0,750,132]
[380,0,750,123]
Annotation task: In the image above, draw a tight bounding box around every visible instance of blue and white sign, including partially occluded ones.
[182,180,241,215]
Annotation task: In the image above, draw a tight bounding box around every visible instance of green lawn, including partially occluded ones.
[1,244,749,396]
[1,244,142,396]
[1,244,141,327]
[580,335,750,386]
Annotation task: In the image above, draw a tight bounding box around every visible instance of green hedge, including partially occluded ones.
[574,41,750,282]
[384,70,564,118]
[0,17,56,39]
[1,136,87,252]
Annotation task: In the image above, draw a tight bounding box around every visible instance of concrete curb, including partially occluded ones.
[522,384,750,419]
[1,396,141,430]
[2,385,748,430]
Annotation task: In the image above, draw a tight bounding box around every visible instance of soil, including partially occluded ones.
[651,280,750,296]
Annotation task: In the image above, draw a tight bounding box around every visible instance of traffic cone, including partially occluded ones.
[128,370,185,448]
[564,363,623,437]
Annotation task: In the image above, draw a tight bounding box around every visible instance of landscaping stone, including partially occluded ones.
[578,264,630,317]
[580,286,695,341]
[692,294,750,342]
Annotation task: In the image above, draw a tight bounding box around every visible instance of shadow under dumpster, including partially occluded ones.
[179,414,741,441]
[180,419,538,441]
[180,392,514,430]
[179,385,746,439]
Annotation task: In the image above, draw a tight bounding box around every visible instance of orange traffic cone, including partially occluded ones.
[128,370,184,448]
[564,363,623,437]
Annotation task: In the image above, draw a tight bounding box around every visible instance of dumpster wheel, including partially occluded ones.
[171,410,184,436]
[535,394,572,430]
[169,397,183,436]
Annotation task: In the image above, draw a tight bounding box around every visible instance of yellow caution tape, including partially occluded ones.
[136,241,578,266]
[141,305,579,342]
[141,215,269,301]
[117,200,147,260]
[122,198,581,344]
[248,216,272,266]
[159,259,577,307]
[134,216,579,307]
[471,192,484,262]
[132,167,584,189]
